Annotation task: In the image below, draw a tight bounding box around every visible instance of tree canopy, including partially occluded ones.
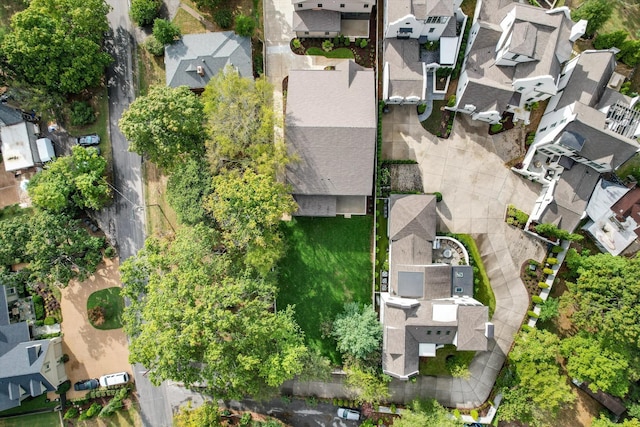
[121,225,308,398]
[130,0,160,26]
[201,68,287,175]
[499,329,574,425]
[332,302,382,361]
[392,399,463,427]
[207,168,296,274]
[28,146,111,212]
[571,0,613,37]
[1,0,112,95]
[166,156,214,226]
[119,85,206,170]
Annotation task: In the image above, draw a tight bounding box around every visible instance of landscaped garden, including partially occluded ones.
[87,287,124,330]
[419,345,475,378]
[290,36,376,68]
[278,216,373,364]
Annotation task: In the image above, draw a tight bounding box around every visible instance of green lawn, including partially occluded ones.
[173,8,207,34]
[278,216,373,364]
[86,287,124,330]
[419,344,475,377]
[306,47,355,59]
[0,411,60,427]
[71,405,142,427]
[420,99,447,135]
[0,395,59,417]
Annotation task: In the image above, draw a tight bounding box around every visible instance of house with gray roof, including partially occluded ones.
[285,61,376,216]
[0,285,67,412]
[0,105,42,172]
[165,32,252,92]
[292,0,374,39]
[451,0,587,124]
[380,195,491,379]
[514,50,640,233]
[382,0,467,104]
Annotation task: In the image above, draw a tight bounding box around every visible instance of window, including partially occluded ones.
[436,330,441,335]
[44,362,50,372]
[317,3,322,6]
[364,3,369,7]
[540,127,547,132]
[399,27,413,33]
[455,272,464,278]
[340,3,344,6]
[550,122,557,128]
[304,31,309,35]
[536,82,543,86]
[560,118,567,124]
[446,331,451,335]
[512,54,520,60]
[427,330,432,335]
[526,98,534,102]
[517,86,525,91]
[429,28,435,33]
[455,287,464,293]
[325,31,330,35]
[298,3,302,6]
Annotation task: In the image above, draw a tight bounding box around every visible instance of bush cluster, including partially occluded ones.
[70,101,96,126]
[214,9,233,29]
[32,295,45,320]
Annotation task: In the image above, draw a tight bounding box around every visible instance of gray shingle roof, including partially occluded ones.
[0,105,23,127]
[0,286,9,327]
[456,305,489,350]
[556,51,616,111]
[285,61,376,198]
[292,10,341,32]
[389,194,436,241]
[510,22,537,57]
[293,195,337,216]
[384,39,425,99]
[165,32,252,89]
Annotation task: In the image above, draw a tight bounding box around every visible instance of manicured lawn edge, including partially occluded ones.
[0,395,58,417]
[305,47,354,59]
[86,287,124,330]
[419,344,475,377]
[450,234,496,318]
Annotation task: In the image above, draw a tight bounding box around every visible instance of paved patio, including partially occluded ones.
[50,258,131,400]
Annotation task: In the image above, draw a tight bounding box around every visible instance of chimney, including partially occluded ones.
[196,66,205,77]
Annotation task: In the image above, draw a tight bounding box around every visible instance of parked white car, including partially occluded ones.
[337,408,360,420]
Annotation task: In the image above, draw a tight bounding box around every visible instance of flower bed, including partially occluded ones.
[290,36,376,68]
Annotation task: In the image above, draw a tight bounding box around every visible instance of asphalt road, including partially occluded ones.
[103,2,172,426]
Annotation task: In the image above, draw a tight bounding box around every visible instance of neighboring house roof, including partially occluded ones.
[0,121,38,172]
[539,163,600,231]
[0,105,23,127]
[285,61,376,199]
[292,10,341,33]
[165,32,252,89]
[384,39,424,99]
[294,0,374,7]
[382,195,489,379]
[612,187,640,227]
[0,286,10,327]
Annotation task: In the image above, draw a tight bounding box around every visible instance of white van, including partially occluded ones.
[99,372,130,387]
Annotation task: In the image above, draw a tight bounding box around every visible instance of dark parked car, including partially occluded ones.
[74,379,99,391]
[76,134,100,146]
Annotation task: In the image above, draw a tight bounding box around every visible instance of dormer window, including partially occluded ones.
[512,54,520,60]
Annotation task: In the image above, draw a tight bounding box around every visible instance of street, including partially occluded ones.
[103,1,173,426]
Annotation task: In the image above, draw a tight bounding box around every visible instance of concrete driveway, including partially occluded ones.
[55,258,131,400]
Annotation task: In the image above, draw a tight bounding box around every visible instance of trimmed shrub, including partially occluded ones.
[235,14,256,37]
[56,380,71,394]
[214,9,233,29]
[153,19,181,45]
[79,402,102,420]
[470,409,479,420]
[543,267,554,275]
[64,407,79,420]
[447,95,456,108]
[70,101,95,126]
[292,38,302,49]
[417,104,426,114]
[453,409,461,419]
[359,38,368,48]
[521,324,533,332]
[144,35,165,56]
[434,192,443,202]
[490,123,503,133]
[538,282,549,289]
[552,245,563,254]
[44,316,56,326]
[322,40,334,52]
[532,295,543,304]
[104,246,117,259]
[546,257,558,265]
[527,310,539,319]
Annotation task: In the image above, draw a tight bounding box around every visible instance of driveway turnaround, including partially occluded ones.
[55,258,131,401]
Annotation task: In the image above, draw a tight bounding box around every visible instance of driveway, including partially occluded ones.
[54,258,131,400]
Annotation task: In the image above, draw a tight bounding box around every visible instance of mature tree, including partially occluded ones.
[152,19,181,45]
[207,168,296,274]
[166,157,214,225]
[26,211,105,285]
[119,85,206,170]
[344,365,390,405]
[174,402,223,427]
[202,68,287,175]
[28,146,111,212]
[130,0,160,26]
[393,399,463,427]
[572,0,613,38]
[561,333,630,397]
[0,217,31,266]
[332,303,382,361]
[500,329,574,424]
[620,39,640,67]
[234,14,256,38]
[121,225,308,398]
[594,30,628,50]
[2,0,112,95]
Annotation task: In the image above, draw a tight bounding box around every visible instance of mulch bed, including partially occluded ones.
[520,259,544,307]
[488,112,515,135]
[34,283,60,316]
[290,37,377,68]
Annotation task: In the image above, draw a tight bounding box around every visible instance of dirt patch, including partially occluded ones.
[52,258,131,401]
[143,162,178,237]
[388,164,423,193]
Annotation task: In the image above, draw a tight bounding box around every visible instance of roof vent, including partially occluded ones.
[196,66,205,77]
